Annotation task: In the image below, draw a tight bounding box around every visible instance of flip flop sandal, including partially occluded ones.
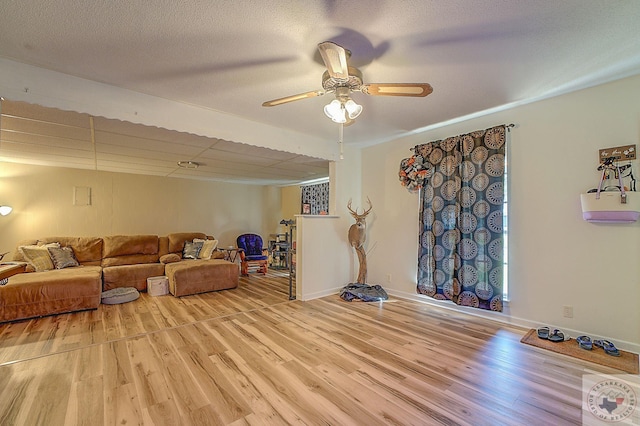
[576,335,593,350]
[548,329,566,342]
[594,339,621,357]
[537,326,550,339]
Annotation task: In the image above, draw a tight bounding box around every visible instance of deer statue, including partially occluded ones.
[347,197,372,284]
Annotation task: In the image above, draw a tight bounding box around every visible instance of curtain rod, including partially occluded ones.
[409,123,516,151]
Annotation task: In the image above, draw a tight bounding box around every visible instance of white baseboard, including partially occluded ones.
[298,286,344,301]
[298,286,640,356]
[384,288,640,356]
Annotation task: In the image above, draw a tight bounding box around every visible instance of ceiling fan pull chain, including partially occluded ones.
[339,123,344,160]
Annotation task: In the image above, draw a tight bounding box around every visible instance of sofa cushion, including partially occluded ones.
[101,235,159,267]
[160,253,181,264]
[158,236,169,257]
[103,235,159,258]
[165,259,239,297]
[211,250,226,260]
[0,266,103,323]
[102,263,166,292]
[101,254,161,267]
[168,232,207,254]
[11,239,37,262]
[48,246,80,269]
[39,237,103,265]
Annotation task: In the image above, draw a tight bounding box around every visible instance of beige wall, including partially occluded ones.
[261,185,284,243]
[359,74,640,351]
[281,185,301,222]
[0,163,279,256]
[295,145,362,299]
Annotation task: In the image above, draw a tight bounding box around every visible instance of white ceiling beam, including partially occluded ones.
[0,58,338,161]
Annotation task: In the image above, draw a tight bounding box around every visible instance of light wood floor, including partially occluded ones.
[0,272,626,425]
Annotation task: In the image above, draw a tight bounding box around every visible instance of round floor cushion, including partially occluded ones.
[101,287,140,305]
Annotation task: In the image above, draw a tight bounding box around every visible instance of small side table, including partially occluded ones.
[0,263,27,284]
[220,248,239,263]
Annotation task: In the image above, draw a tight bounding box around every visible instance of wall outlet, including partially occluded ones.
[386,274,392,283]
[563,305,574,318]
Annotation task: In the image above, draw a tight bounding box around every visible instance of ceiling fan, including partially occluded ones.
[262,41,433,124]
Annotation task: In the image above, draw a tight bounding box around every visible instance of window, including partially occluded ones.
[415,125,508,312]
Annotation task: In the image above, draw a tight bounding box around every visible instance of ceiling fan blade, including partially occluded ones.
[262,90,325,107]
[361,83,433,97]
[318,41,349,80]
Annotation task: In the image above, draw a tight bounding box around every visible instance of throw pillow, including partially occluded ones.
[160,253,181,264]
[182,241,203,259]
[19,245,56,271]
[48,246,80,269]
[194,238,218,260]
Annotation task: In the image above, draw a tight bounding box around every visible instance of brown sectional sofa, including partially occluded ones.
[0,232,239,323]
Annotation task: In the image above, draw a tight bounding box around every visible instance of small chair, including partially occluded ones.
[236,233,268,276]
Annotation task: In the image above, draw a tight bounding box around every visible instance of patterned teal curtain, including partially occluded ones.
[416,125,506,312]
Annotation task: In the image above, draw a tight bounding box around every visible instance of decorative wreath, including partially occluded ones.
[399,155,430,193]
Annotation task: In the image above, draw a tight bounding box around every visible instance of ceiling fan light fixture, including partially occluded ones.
[331,112,347,124]
[344,99,362,119]
[324,99,346,123]
[0,205,13,216]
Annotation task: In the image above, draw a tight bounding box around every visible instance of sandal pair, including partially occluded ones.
[594,339,621,357]
[576,336,621,356]
[537,327,567,342]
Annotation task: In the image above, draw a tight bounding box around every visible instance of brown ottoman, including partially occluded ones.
[164,259,239,297]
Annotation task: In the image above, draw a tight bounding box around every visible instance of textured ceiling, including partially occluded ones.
[1,0,640,184]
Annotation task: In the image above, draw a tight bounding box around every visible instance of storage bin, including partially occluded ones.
[147,275,169,296]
